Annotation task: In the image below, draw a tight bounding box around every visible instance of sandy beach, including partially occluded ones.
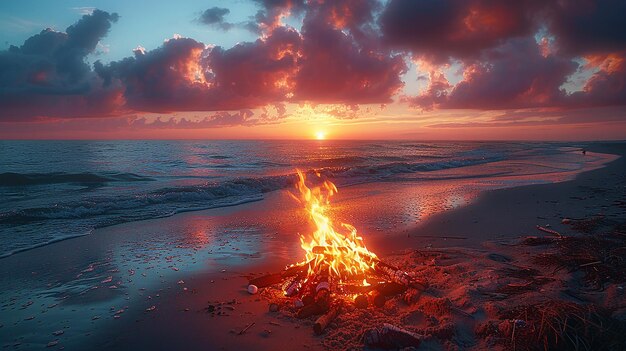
[1,143,625,350]
[3,0,626,349]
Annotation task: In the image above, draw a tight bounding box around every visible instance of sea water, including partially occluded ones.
[0,140,596,257]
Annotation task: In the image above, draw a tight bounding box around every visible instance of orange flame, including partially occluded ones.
[292,170,378,282]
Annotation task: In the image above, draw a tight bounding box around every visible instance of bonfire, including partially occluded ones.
[247,170,427,335]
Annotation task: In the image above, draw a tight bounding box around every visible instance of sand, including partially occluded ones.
[1,142,625,350]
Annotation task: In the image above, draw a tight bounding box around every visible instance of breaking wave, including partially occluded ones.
[0,172,154,187]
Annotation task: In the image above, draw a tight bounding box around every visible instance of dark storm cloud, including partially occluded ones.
[198,7,234,30]
[0,10,120,120]
[380,0,543,62]
[547,0,626,56]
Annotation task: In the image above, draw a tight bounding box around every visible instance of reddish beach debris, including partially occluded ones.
[247,284,258,294]
[46,340,59,348]
[536,225,563,237]
[313,301,342,335]
[268,303,279,312]
[363,323,421,349]
[237,322,255,335]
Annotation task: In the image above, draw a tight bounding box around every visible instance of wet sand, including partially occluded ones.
[0,143,624,350]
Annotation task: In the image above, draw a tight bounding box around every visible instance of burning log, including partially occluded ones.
[248,273,281,290]
[296,274,333,318]
[339,283,375,295]
[363,323,422,349]
[314,274,332,310]
[311,244,425,289]
[375,264,413,287]
[377,282,407,295]
[313,301,342,335]
[248,260,312,290]
[298,278,317,306]
[282,275,303,297]
[370,282,407,308]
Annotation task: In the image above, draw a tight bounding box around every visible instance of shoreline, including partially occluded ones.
[0,142,624,350]
[0,142,613,260]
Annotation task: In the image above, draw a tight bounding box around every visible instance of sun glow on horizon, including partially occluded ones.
[315,131,326,140]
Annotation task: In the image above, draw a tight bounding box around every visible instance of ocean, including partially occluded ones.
[0,140,594,258]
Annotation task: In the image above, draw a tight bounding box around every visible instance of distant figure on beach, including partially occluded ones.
[582,149,587,155]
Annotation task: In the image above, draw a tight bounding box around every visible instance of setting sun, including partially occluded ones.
[315,131,326,140]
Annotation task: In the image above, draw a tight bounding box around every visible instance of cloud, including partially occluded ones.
[380,0,542,63]
[292,0,406,104]
[198,7,234,30]
[95,36,213,112]
[132,110,262,128]
[395,0,626,110]
[245,0,307,34]
[71,7,96,15]
[96,1,405,112]
[96,26,301,113]
[0,10,120,120]
[569,52,626,107]
[426,106,626,128]
[547,0,626,56]
[2,1,626,125]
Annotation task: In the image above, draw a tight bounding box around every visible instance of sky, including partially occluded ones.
[1,0,626,140]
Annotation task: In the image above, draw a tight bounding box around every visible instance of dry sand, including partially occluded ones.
[1,142,625,350]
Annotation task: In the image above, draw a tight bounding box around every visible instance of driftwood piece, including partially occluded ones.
[363,323,421,349]
[248,260,313,289]
[297,276,332,318]
[377,282,407,295]
[536,225,563,237]
[238,322,255,335]
[370,282,408,307]
[249,273,282,289]
[297,278,317,306]
[315,287,331,311]
[296,303,324,318]
[313,301,342,335]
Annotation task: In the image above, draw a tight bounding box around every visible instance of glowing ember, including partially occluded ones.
[291,170,378,283]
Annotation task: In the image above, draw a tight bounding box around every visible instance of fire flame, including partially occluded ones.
[292,170,378,282]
